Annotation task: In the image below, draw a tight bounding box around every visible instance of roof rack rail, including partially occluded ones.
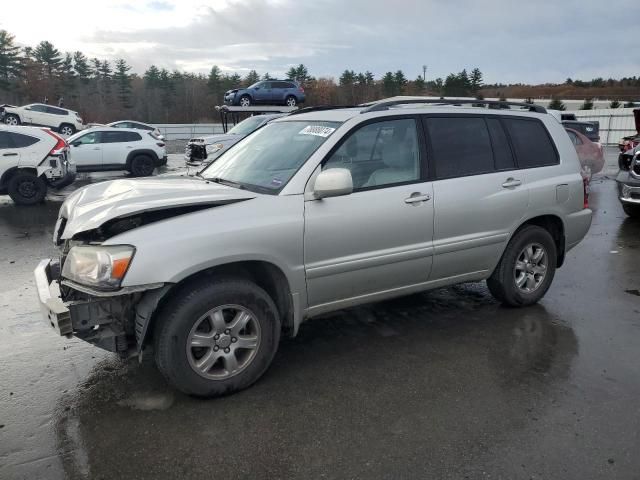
[287,105,358,116]
[361,98,547,114]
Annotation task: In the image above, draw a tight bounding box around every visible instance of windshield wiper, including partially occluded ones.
[208,177,245,190]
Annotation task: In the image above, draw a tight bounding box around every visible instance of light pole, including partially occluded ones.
[422,65,427,82]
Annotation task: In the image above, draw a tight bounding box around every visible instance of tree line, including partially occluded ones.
[0,29,637,124]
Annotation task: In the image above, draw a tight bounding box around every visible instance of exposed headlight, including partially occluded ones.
[206,143,224,154]
[62,245,135,290]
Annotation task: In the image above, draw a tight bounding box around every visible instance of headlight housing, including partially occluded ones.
[62,245,135,290]
[206,143,224,154]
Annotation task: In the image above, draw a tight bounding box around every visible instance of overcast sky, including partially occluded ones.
[2,0,638,83]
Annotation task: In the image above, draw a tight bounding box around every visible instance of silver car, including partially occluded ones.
[35,99,592,397]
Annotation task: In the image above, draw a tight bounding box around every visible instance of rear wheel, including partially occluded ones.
[622,203,640,218]
[487,225,557,307]
[154,278,281,397]
[7,171,47,205]
[4,114,20,126]
[239,95,251,107]
[130,154,155,177]
[285,95,297,107]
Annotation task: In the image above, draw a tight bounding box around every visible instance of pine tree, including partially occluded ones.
[470,68,483,93]
[60,52,75,94]
[0,30,22,90]
[113,59,132,108]
[548,97,566,111]
[580,98,594,110]
[382,72,396,97]
[394,70,407,94]
[72,51,91,83]
[262,72,273,81]
[33,40,62,77]
[244,69,259,86]
[413,75,425,94]
[144,65,161,88]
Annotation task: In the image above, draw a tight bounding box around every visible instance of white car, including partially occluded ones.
[67,126,167,176]
[3,103,85,136]
[108,120,164,140]
[0,125,75,205]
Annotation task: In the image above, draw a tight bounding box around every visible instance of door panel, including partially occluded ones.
[70,131,103,167]
[304,184,434,308]
[430,172,528,279]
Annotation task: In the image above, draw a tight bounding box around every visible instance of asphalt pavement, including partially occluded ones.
[0,148,639,479]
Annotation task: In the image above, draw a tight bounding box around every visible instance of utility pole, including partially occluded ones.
[422,65,427,82]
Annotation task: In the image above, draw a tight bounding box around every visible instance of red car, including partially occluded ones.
[565,128,604,182]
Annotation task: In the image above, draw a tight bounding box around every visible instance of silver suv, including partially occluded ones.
[35,99,592,397]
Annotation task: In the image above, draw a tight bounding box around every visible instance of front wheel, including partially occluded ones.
[130,154,155,177]
[4,114,20,126]
[487,225,557,307]
[8,171,47,205]
[59,124,76,136]
[239,95,251,107]
[154,278,281,397]
[622,203,640,218]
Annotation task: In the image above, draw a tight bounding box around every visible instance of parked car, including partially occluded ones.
[224,80,305,107]
[617,144,640,218]
[565,128,604,182]
[618,108,640,153]
[35,99,591,397]
[561,120,600,143]
[3,103,84,136]
[185,114,284,166]
[66,127,167,176]
[108,120,164,140]
[0,125,75,205]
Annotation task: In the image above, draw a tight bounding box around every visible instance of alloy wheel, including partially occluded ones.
[514,243,547,293]
[186,304,261,380]
[286,97,297,107]
[6,116,18,126]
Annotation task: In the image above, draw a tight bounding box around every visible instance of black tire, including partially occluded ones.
[58,124,75,136]
[487,225,557,307]
[154,278,281,397]
[239,95,251,107]
[622,204,640,218]
[130,154,155,177]
[4,114,20,126]
[285,95,297,107]
[7,171,47,205]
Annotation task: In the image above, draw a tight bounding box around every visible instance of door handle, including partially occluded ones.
[2,153,18,156]
[502,178,522,188]
[404,192,431,204]
[92,147,101,150]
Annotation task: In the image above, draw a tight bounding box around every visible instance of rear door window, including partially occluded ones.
[426,117,494,179]
[103,131,142,143]
[486,118,516,171]
[503,118,559,168]
[0,132,14,149]
[45,106,67,115]
[10,132,39,148]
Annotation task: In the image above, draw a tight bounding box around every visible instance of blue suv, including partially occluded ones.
[224,80,306,107]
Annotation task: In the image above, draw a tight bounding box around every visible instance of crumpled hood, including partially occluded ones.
[191,133,238,144]
[59,177,255,239]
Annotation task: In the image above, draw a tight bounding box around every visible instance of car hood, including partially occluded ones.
[58,177,256,240]
[191,134,239,144]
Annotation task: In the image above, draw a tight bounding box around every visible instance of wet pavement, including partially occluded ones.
[1,149,639,479]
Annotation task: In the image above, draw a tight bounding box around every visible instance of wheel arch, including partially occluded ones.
[0,166,39,190]
[139,260,295,351]
[513,214,566,267]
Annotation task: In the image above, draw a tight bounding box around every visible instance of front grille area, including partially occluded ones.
[188,144,207,161]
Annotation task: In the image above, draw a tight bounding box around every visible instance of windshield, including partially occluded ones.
[228,116,269,136]
[201,120,340,193]
[248,81,262,89]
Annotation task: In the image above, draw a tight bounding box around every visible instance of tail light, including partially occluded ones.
[42,128,68,154]
[583,177,589,209]
[299,86,304,93]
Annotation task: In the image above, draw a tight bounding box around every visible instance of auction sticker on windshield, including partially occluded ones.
[299,125,336,138]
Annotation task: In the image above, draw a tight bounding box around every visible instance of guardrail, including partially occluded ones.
[153,124,225,140]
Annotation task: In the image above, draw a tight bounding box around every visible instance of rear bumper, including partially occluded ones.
[47,167,76,190]
[565,208,593,251]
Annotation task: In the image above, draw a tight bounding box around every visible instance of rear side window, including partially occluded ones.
[486,118,516,171]
[0,132,13,149]
[503,118,558,168]
[426,117,494,179]
[45,106,67,115]
[10,132,39,148]
[102,131,142,143]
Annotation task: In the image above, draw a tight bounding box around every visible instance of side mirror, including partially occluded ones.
[71,141,81,147]
[313,168,353,199]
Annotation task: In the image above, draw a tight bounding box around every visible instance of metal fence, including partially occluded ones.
[570,108,637,145]
[154,123,225,140]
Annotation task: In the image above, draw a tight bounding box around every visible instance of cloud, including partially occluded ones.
[5,0,639,83]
